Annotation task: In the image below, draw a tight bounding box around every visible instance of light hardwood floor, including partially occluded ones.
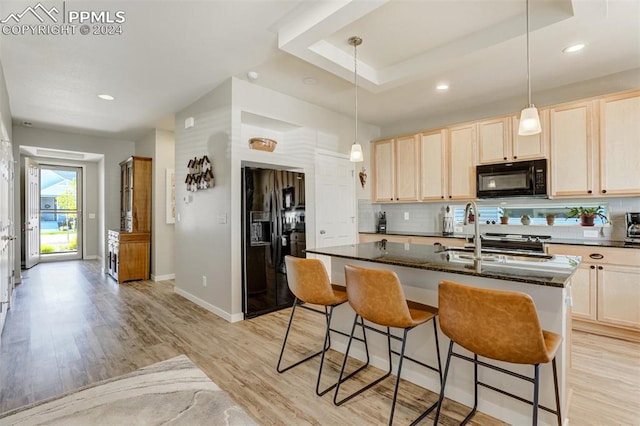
[1,260,638,425]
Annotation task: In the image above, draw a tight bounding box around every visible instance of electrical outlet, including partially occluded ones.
[202,275,207,287]
[404,212,410,220]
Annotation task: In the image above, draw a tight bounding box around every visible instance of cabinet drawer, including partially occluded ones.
[547,244,640,266]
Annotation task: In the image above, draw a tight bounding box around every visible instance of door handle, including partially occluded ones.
[320,230,326,234]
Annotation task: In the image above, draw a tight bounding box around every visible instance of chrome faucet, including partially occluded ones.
[464,201,482,272]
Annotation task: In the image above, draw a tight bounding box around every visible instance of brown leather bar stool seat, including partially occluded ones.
[334,264,442,426]
[432,281,562,426]
[277,256,370,396]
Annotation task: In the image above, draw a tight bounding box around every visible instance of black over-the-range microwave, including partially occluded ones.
[476,159,548,198]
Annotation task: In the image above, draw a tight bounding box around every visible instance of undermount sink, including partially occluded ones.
[439,247,555,265]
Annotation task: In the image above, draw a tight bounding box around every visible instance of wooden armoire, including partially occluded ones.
[107,156,152,283]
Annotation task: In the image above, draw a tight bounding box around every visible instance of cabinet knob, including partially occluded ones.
[587,190,593,194]
[602,189,607,194]
[598,266,603,270]
[441,196,445,199]
[449,196,452,199]
[513,156,518,159]
[590,265,595,269]
[503,157,507,160]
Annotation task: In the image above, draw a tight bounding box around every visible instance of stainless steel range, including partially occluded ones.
[481,233,551,253]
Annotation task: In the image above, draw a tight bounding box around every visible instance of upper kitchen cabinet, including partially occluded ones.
[372,135,420,202]
[549,101,596,197]
[419,129,447,201]
[598,90,640,196]
[447,123,477,200]
[478,113,548,165]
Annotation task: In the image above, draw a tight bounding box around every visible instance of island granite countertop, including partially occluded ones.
[307,242,580,288]
[358,231,640,250]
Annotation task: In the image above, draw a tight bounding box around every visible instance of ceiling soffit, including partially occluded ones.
[278,0,575,93]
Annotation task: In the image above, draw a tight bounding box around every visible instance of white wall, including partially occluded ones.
[12,126,135,267]
[174,77,380,322]
[136,129,176,280]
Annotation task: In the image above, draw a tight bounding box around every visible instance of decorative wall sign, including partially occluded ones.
[185,155,214,192]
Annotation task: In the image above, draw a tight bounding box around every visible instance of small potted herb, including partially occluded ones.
[567,206,610,226]
[498,207,509,225]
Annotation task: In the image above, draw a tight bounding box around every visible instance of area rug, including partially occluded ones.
[0,355,256,426]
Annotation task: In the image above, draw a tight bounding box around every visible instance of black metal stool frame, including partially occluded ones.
[277,298,371,396]
[432,340,562,426]
[333,314,443,426]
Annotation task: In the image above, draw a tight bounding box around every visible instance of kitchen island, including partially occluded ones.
[306,242,580,425]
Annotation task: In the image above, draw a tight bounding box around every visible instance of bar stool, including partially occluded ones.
[334,264,442,426]
[277,256,370,396]
[432,280,562,426]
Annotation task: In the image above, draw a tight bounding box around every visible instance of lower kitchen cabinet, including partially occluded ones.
[108,229,150,283]
[548,244,640,341]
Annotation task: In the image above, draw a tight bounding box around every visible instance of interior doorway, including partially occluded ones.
[39,165,82,260]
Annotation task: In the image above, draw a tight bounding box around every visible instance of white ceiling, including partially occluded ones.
[0,0,639,141]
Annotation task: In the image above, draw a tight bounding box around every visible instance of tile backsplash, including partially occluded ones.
[359,197,640,241]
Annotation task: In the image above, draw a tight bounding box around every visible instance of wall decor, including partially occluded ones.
[186,155,214,192]
[359,167,367,188]
[166,168,175,224]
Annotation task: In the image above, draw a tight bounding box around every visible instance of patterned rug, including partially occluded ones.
[0,355,256,425]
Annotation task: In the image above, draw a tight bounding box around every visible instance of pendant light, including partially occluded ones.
[349,36,364,162]
[518,0,541,136]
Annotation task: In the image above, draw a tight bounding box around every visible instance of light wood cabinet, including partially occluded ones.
[410,236,466,247]
[447,123,477,200]
[477,113,548,165]
[372,136,420,202]
[547,244,640,340]
[598,90,640,196]
[549,101,596,197]
[419,130,447,201]
[358,233,410,244]
[109,156,152,283]
[477,117,511,164]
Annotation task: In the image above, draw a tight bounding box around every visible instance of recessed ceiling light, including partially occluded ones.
[436,83,449,91]
[98,94,115,101]
[303,77,318,85]
[562,43,585,53]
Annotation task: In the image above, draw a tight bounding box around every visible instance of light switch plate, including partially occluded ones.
[404,212,410,220]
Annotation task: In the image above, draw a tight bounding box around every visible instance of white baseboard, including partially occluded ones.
[174,287,243,323]
[152,273,175,282]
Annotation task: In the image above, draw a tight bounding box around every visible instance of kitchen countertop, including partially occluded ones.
[306,242,579,288]
[359,231,640,249]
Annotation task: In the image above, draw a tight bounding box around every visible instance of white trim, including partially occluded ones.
[83,255,97,260]
[152,273,175,281]
[174,286,244,323]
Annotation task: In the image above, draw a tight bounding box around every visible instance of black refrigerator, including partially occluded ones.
[242,167,306,318]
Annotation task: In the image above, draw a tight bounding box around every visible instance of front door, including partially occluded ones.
[24,157,40,269]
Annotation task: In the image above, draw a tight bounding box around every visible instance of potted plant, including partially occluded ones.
[498,207,509,225]
[546,214,555,226]
[567,206,610,226]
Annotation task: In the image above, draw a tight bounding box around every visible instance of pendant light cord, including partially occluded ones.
[526,0,532,106]
[354,39,358,144]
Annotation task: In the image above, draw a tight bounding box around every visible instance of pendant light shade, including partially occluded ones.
[518,0,541,136]
[349,36,364,162]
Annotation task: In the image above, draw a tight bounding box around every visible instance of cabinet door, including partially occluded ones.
[478,117,510,164]
[599,91,640,196]
[597,264,640,329]
[372,139,395,202]
[570,263,597,321]
[511,109,549,161]
[550,101,596,197]
[419,130,447,200]
[448,123,477,200]
[395,135,420,201]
